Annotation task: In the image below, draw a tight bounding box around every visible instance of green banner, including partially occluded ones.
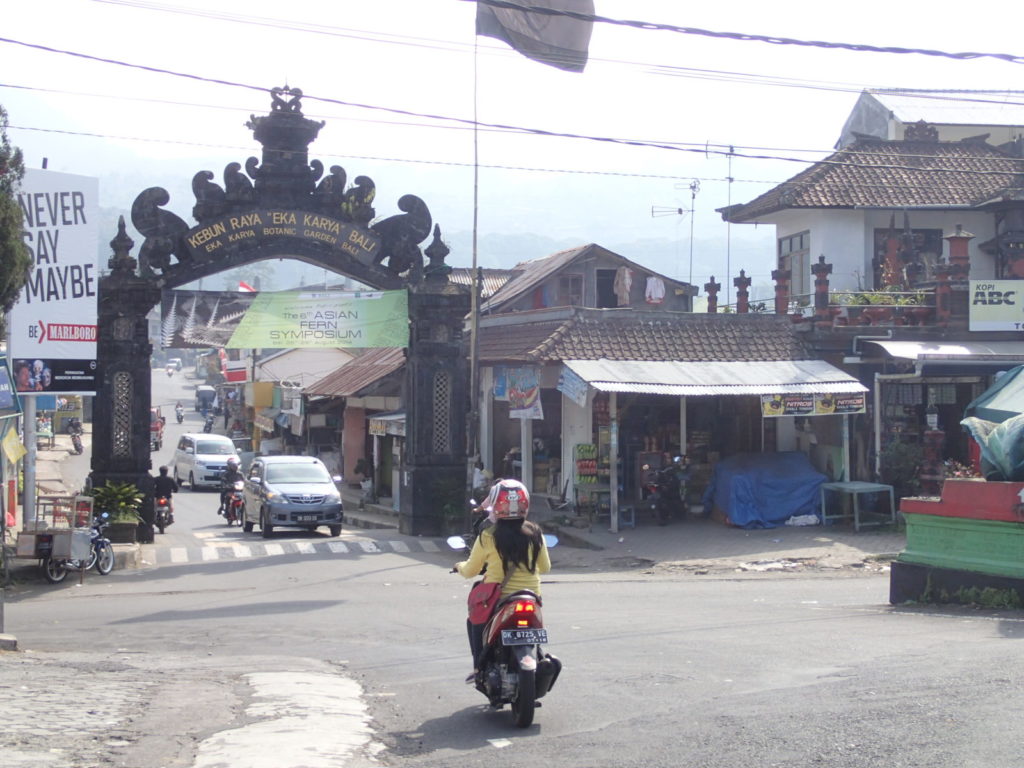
[226,291,408,349]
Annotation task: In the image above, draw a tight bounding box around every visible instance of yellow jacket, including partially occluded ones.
[456,526,551,596]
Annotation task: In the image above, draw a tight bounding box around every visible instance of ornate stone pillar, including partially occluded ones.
[811,255,833,326]
[91,218,161,542]
[733,269,751,313]
[398,235,471,536]
[944,224,973,280]
[704,277,721,314]
[771,268,791,315]
[934,263,953,325]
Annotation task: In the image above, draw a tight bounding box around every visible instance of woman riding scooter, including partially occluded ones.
[175,401,184,424]
[454,478,551,683]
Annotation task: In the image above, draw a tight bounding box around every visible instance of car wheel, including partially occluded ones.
[261,509,274,538]
[173,468,181,487]
[189,472,197,491]
[329,525,342,537]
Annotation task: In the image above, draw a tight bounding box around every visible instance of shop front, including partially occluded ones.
[558,359,868,530]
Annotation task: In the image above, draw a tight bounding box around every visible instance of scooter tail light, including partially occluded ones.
[513,601,536,613]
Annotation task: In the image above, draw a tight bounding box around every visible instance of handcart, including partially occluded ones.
[14,495,96,584]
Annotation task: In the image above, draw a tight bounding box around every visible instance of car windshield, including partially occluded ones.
[266,463,331,484]
[197,442,234,455]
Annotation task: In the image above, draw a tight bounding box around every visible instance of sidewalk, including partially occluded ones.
[339,485,906,573]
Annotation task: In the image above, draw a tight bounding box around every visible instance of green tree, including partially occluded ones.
[0,105,32,337]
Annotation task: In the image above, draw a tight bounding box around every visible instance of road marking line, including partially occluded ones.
[201,547,220,561]
[388,541,410,553]
[170,547,188,563]
[488,738,512,749]
[357,540,381,553]
[263,543,285,556]
[232,545,252,558]
[328,542,349,554]
[420,540,440,552]
[194,532,215,540]
[295,542,317,555]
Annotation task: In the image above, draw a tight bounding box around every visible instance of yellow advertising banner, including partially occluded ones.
[2,423,27,463]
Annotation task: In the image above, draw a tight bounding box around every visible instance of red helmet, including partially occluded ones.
[485,479,530,519]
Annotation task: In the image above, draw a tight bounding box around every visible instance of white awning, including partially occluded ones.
[865,340,1024,362]
[563,359,867,396]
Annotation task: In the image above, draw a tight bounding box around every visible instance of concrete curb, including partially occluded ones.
[0,633,17,651]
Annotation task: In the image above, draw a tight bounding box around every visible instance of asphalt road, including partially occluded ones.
[6,371,1024,767]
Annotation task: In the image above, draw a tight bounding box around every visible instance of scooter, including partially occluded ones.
[175,406,184,424]
[42,513,115,584]
[447,534,562,728]
[166,366,174,377]
[224,480,244,526]
[203,414,215,433]
[155,495,174,534]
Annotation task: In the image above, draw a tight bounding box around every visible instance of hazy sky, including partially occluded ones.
[4,0,1024,288]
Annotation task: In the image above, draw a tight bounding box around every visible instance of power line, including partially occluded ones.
[471,0,1024,65]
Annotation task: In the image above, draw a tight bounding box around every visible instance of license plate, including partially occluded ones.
[501,628,548,646]
[296,514,318,523]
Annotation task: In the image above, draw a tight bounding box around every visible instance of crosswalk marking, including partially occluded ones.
[145,535,452,567]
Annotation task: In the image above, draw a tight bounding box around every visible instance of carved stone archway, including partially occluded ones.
[91,87,469,542]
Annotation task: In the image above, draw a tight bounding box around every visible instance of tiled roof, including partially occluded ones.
[448,267,518,299]
[477,308,811,364]
[722,137,1023,223]
[481,244,591,312]
[303,347,404,397]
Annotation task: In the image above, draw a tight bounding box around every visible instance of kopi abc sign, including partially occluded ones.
[969,280,1024,331]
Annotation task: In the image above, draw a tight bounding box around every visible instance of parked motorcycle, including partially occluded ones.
[447,534,562,728]
[175,405,184,424]
[203,415,215,433]
[42,513,115,584]
[155,495,174,534]
[643,457,688,526]
[224,480,244,526]
[67,417,84,455]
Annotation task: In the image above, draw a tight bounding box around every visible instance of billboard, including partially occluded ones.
[8,169,99,393]
[161,290,409,349]
[760,393,866,417]
[969,280,1024,331]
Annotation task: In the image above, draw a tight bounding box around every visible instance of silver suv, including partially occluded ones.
[243,456,343,538]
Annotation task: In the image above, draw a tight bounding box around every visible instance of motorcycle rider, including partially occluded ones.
[153,465,178,523]
[217,456,245,516]
[454,478,551,683]
[174,401,184,423]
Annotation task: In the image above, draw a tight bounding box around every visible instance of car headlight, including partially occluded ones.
[325,491,341,503]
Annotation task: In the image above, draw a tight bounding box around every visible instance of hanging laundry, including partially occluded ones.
[613,266,633,306]
[645,276,665,304]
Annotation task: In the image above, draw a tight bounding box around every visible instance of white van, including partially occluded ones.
[173,433,239,490]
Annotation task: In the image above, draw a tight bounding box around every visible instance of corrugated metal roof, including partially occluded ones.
[866,340,1024,361]
[448,267,518,300]
[869,89,1024,127]
[303,347,405,397]
[564,359,867,396]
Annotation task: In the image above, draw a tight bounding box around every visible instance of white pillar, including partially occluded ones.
[520,417,533,493]
[23,396,37,525]
[610,391,619,534]
[679,396,687,457]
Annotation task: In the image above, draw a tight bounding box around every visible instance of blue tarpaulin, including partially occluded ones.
[702,451,827,529]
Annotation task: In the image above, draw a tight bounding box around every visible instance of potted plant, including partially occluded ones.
[89,481,143,544]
